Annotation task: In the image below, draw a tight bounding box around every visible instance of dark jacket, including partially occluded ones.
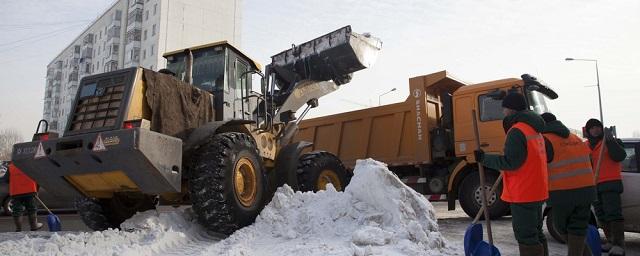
[542,120,596,206]
[481,110,551,171]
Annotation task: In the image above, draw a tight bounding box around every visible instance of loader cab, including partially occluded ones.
[163,41,262,121]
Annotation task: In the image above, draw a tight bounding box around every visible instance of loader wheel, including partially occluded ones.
[297,151,349,192]
[458,171,509,220]
[2,196,13,216]
[76,195,157,231]
[76,197,114,231]
[188,132,266,235]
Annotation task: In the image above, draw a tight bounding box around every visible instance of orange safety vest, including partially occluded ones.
[588,140,622,184]
[8,163,38,196]
[501,122,549,203]
[544,133,595,191]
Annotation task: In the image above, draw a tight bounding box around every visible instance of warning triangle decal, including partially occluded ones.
[34,142,46,159]
[93,134,107,152]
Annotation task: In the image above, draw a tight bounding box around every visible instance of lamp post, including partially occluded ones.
[378,88,396,106]
[565,57,606,182]
[565,58,602,123]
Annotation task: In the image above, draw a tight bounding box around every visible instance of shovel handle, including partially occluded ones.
[34,195,54,215]
[471,110,494,246]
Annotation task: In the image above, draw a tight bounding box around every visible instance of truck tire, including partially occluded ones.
[2,196,12,216]
[76,197,114,231]
[188,132,266,235]
[545,210,567,244]
[458,171,509,220]
[297,151,349,192]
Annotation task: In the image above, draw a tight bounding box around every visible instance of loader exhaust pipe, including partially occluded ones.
[184,49,193,84]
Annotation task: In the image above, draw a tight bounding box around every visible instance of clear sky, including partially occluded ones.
[1,0,639,140]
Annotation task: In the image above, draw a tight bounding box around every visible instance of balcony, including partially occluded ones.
[68,71,78,82]
[125,29,141,45]
[107,25,121,41]
[81,47,93,60]
[127,8,143,29]
[124,46,140,66]
[83,33,94,45]
[55,61,63,69]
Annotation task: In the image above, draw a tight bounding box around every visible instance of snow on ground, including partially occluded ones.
[0,159,462,256]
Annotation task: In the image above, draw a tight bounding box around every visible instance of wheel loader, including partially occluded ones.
[11,26,382,234]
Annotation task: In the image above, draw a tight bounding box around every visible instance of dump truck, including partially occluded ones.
[11,26,382,234]
[294,71,558,219]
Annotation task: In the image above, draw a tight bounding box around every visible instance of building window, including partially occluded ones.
[154,4,157,15]
[99,31,102,39]
[152,24,156,36]
[143,30,147,40]
[150,44,154,55]
[150,65,154,70]
[143,49,146,59]
[115,10,122,21]
[145,10,149,20]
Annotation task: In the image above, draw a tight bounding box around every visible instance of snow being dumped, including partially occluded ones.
[0,159,461,256]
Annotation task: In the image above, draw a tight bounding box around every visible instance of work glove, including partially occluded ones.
[474,149,485,162]
[604,127,615,141]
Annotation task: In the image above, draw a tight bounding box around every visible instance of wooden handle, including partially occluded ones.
[471,110,494,246]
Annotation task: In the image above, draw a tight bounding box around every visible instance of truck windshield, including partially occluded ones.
[166,48,226,92]
[527,90,551,114]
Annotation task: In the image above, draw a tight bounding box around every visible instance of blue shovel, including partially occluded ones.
[586,224,601,255]
[35,195,61,232]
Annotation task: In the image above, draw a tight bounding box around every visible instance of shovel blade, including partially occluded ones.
[47,214,61,232]
[472,241,501,256]
[464,223,483,256]
[586,224,600,255]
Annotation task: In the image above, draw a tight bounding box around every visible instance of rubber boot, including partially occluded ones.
[541,239,549,256]
[28,213,43,231]
[609,220,625,256]
[602,222,613,252]
[518,243,544,256]
[567,234,586,256]
[12,216,22,232]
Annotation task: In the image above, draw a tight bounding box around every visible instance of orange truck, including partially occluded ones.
[293,71,558,218]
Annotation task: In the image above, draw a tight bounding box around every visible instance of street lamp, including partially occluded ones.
[566,57,606,181]
[378,88,396,106]
[565,58,602,123]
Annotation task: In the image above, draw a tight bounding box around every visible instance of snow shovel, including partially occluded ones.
[34,195,61,232]
[463,110,500,256]
[586,224,601,256]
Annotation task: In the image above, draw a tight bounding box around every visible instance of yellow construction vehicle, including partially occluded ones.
[11,26,381,234]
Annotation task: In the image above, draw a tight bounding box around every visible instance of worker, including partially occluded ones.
[584,118,626,255]
[541,113,595,256]
[474,92,549,256]
[8,162,43,232]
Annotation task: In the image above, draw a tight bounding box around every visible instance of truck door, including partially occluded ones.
[228,53,252,120]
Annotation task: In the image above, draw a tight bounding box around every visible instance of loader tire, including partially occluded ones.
[297,151,349,192]
[458,171,509,220]
[188,132,266,235]
[76,197,114,231]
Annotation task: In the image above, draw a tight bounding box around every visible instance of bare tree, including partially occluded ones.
[0,128,24,161]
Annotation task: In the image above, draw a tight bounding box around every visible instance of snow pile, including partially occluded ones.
[0,159,460,256]
[207,158,458,255]
[0,210,209,256]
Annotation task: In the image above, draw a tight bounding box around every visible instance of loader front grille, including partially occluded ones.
[66,68,137,135]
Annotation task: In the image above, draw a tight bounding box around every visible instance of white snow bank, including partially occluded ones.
[0,159,461,256]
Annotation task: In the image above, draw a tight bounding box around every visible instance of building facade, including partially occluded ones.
[43,0,242,133]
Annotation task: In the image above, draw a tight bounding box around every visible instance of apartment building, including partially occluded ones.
[43,0,242,133]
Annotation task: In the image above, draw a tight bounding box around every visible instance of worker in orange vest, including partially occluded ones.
[541,113,595,256]
[475,92,550,256]
[584,118,626,256]
[8,162,43,232]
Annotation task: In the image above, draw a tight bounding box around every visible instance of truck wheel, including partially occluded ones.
[188,132,266,235]
[2,197,12,216]
[297,151,349,192]
[458,171,509,220]
[546,210,567,244]
[76,197,115,231]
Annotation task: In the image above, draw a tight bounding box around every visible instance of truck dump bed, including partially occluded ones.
[294,71,466,168]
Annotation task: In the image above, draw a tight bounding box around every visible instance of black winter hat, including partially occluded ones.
[585,118,602,131]
[501,92,527,111]
[541,112,556,123]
